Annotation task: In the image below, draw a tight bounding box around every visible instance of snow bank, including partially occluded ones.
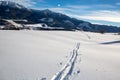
[0,31,120,80]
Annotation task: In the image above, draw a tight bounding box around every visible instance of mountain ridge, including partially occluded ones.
[0,1,120,32]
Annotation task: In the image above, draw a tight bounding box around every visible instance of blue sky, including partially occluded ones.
[2,0,120,26]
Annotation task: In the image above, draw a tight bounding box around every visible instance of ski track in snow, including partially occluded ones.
[51,43,80,80]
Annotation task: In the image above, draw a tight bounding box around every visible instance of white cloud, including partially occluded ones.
[94,4,116,8]
[66,4,116,10]
[48,7,70,13]
[48,5,120,23]
[68,10,120,23]
[116,2,120,5]
[66,5,90,10]
[47,5,120,23]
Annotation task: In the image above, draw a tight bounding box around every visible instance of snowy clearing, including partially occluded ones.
[0,30,120,80]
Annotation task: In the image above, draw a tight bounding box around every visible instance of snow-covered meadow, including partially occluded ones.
[0,30,120,80]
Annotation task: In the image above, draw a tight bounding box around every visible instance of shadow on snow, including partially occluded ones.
[101,40,120,44]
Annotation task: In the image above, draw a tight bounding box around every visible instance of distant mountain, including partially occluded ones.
[0,1,31,19]
[0,1,120,32]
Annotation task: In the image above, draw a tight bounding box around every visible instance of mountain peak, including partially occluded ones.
[41,9,53,13]
[0,1,25,9]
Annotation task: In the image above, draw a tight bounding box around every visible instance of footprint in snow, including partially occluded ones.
[40,77,46,80]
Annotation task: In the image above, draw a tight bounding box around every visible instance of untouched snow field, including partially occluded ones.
[0,30,120,80]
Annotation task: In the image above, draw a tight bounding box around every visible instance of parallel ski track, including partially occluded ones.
[51,43,80,80]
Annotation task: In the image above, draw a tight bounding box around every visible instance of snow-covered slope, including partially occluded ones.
[0,31,120,80]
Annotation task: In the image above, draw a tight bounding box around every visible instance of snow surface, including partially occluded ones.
[0,30,120,80]
[6,20,23,28]
[63,20,74,25]
[78,22,91,29]
[51,43,80,80]
[24,24,64,30]
[39,18,54,23]
[25,24,43,28]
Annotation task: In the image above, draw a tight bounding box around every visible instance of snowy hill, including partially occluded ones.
[0,30,120,80]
